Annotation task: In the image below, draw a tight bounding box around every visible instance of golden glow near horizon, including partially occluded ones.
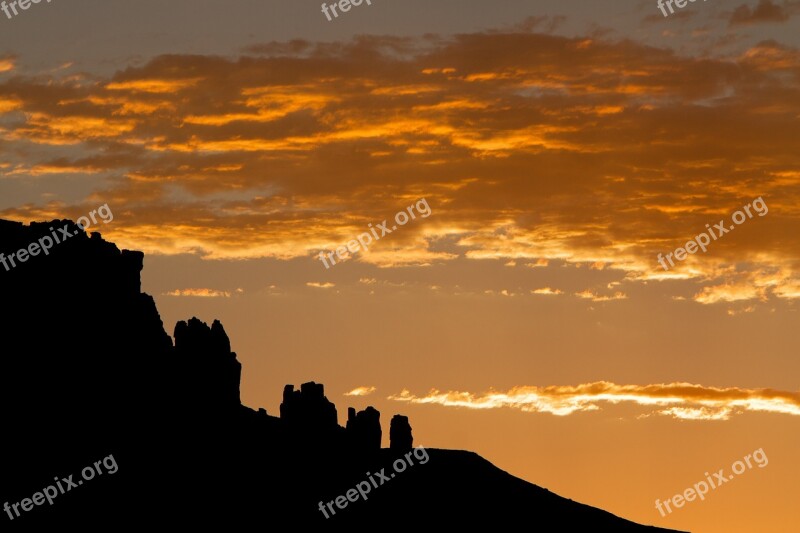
[2,8,800,532]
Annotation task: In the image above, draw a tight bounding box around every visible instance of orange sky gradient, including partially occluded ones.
[2,1,799,531]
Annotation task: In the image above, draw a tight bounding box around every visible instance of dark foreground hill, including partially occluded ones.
[0,219,687,531]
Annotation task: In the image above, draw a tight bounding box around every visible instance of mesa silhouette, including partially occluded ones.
[0,218,688,530]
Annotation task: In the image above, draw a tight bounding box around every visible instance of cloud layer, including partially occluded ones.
[1,31,799,302]
[388,381,800,420]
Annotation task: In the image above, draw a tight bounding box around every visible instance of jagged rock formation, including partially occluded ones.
[280,381,339,428]
[174,317,242,409]
[346,406,382,451]
[390,414,414,452]
[0,218,689,532]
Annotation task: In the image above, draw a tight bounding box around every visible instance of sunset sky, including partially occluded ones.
[2,1,799,531]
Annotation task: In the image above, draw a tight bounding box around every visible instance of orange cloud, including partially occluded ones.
[1,31,798,300]
[575,290,627,301]
[0,96,22,113]
[306,282,335,289]
[0,56,14,73]
[531,287,563,295]
[163,288,235,297]
[344,386,377,396]
[389,382,800,420]
[106,78,203,93]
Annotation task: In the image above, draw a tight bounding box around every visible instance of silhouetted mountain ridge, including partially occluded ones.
[0,219,687,531]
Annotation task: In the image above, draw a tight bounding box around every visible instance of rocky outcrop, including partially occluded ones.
[174,317,242,409]
[0,217,685,532]
[346,406,382,451]
[390,414,413,452]
[280,381,339,429]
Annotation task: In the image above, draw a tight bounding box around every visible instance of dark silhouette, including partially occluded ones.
[281,382,339,428]
[346,406,382,452]
[390,414,414,452]
[175,317,242,409]
[0,218,688,531]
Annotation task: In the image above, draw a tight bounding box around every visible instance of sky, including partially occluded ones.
[2,1,800,531]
